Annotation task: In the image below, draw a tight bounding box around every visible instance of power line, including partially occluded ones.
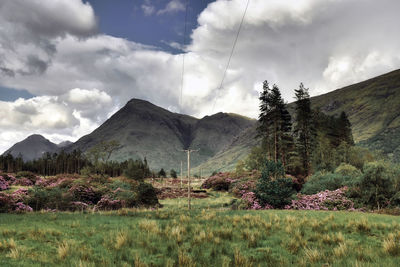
[211,0,251,113]
[180,0,189,111]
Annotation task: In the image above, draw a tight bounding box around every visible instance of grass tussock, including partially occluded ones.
[57,241,70,260]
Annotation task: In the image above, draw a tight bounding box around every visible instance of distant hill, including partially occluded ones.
[65,99,256,171]
[57,141,73,148]
[3,134,59,161]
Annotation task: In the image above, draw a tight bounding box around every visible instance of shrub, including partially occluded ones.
[170,169,177,178]
[0,193,14,212]
[255,161,295,208]
[68,184,101,204]
[136,182,159,206]
[16,171,38,184]
[12,177,33,186]
[158,168,166,178]
[95,196,122,210]
[0,176,9,191]
[301,172,352,195]
[201,173,233,191]
[352,161,394,209]
[334,163,361,178]
[123,159,150,181]
[286,187,354,210]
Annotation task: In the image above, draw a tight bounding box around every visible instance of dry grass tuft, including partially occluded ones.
[383,233,400,256]
[115,231,129,250]
[57,241,70,260]
[138,220,160,234]
[333,242,348,257]
[304,247,321,263]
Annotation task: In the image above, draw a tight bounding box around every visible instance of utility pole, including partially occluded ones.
[180,161,183,189]
[182,149,199,210]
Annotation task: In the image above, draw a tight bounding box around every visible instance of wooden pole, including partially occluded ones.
[187,150,191,210]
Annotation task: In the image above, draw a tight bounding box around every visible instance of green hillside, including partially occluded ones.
[196,69,400,174]
[309,69,400,161]
[66,99,255,171]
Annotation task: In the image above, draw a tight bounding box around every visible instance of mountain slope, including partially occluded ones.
[308,69,400,160]
[66,99,256,171]
[3,134,59,161]
[196,69,400,173]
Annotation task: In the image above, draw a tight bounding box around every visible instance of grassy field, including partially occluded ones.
[1,192,400,266]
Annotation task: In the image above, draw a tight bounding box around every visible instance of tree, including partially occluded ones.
[257,81,293,165]
[170,169,177,178]
[353,161,394,210]
[294,83,314,176]
[123,159,151,181]
[337,111,354,145]
[86,140,121,175]
[158,168,166,178]
[255,160,295,208]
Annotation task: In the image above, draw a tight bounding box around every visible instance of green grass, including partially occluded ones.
[1,194,400,266]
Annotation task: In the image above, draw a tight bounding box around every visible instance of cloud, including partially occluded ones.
[0,0,97,77]
[1,0,400,153]
[157,0,185,15]
[141,0,155,16]
[0,88,113,153]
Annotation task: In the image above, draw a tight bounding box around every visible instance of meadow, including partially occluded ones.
[1,192,400,267]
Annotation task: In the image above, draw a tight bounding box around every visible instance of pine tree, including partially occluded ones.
[294,83,314,175]
[338,111,354,145]
[257,81,293,165]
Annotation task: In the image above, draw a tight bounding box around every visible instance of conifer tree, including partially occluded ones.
[294,83,314,175]
[257,81,293,165]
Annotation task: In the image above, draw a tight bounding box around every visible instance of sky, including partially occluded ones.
[0,0,400,153]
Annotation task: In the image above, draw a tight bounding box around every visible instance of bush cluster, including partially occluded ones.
[0,173,160,213]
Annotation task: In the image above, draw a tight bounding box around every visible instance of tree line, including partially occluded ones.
[256,81,354,177]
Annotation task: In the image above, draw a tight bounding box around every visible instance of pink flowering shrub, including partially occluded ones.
[0,176,9,191]
[285,187,354,211]
[68,184,101,204]
[70,201,89,211]
[95,196,122,210]
[14,202,33,212]
[0,192,33,213]
[12,177,33,186]
[201,173,233,191]
[241,191,273,210]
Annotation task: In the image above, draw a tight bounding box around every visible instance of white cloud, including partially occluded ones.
[157,0,185,15]
[141,0,155,16]
[0,88,112,153]
[1,0,400,153]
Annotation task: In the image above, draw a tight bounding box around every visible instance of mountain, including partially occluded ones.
[195,69,400,173]
[3,134,59,161]
[308,69,400,161]
[58,141,73,148]
[65,99,256,171]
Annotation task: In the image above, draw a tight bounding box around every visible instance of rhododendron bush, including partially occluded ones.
[0,173,159,213]
[285,187,355,210]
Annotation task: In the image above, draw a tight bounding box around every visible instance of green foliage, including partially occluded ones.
[123,159,150,181]
[158,168,166,178]
[335,163,362,178]
[294,83,315,175]
[255,161,295,208]
[301,172,352,195]
[135,182,159,206]
[257,81,293,165]
[352,161,395,209]
[170,169,177,178]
